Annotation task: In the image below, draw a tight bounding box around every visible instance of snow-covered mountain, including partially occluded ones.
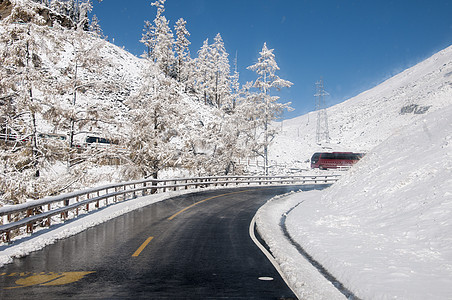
[270,45,452,168]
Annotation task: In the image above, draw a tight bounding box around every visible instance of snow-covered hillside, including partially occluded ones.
[285,104,452,300]
[0,8,221,204]
[257,44,452,299]
[271,45,452,168]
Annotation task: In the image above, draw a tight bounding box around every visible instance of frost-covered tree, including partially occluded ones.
[89,14,103,37]
[123,63,184,180]
[141,0,175,77]
[0,22,65,202]
[230,52,240,110]
[174,18,191,84]
[48,0,100,30]
[32,0,51,7]
[141,20,155,58]
[194,38,211,105]
[193,34,231,108]
[50,0,71,17]
[209,33,231,109]
[39,24,121,171]
[247,43,292,175]
[0,1,122,205]
[75,0,92,31]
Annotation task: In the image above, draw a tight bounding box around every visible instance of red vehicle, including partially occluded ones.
[311,152,365,170]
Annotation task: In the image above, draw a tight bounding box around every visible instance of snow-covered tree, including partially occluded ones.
[48,0,100,30]
[0,22,65,202]
[75,0,93,31]
[230,52,240,110]
[209,33,231,109]
[141,0,176,77]
[122,63,184,180]
[89,14,103,37]
[32,0,51,7]
[174,18,191,84]
[247,42,293,175]
[141,20,155,58]
[194,38,211,105]
[193,34,232,108]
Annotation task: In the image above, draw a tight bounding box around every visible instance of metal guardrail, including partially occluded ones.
[0,175,340,243]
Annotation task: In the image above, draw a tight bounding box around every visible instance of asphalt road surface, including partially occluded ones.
[0,185,328,299]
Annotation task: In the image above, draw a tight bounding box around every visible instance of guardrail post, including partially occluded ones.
[142,182,147,196]
[185,180,188,190]
[174,181,177,191]
[114,187,118,202]
[3,231,10,243]
[86,193,90,211]
[95,191,100,208]
[105,189,109,206]
[151,181,157,194]
[27,221,33,233]
[63,198,69,219]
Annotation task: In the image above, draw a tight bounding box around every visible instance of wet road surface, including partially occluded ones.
[0,185,328,299]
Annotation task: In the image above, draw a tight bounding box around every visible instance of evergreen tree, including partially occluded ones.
[0,22,63,202]
[140,20,155,58]
[209,33,231,109]
[193,34,231,108]
[174,18,191,84]
[141,0,175,77]
[247,43,292,175]
[194,38,211,105]
[51,0,72,18]
[89,14,103,37]
[230,52,240,110]
[123,63,184,180]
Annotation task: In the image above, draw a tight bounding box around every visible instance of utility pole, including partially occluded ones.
[315,78,330,145]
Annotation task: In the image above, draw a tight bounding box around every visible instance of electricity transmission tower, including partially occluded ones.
[315,78,330,145]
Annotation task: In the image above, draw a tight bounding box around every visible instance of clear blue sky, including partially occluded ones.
[92,0,452,119]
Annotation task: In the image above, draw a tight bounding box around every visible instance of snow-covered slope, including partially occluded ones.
[0,17,221,204]
[271,45,452,167]
[258,44,452,299]
[278,103,452,299]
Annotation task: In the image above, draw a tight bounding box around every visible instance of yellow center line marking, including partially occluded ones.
[132,237,154,257]
[168,190,249,220]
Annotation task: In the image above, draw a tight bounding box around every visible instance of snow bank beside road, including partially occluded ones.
[261,104,452,299]
[255,192,344,299]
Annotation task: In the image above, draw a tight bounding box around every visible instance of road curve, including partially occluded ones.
[0,185,327,299]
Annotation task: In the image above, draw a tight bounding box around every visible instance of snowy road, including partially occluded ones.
[0,186,327,299]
